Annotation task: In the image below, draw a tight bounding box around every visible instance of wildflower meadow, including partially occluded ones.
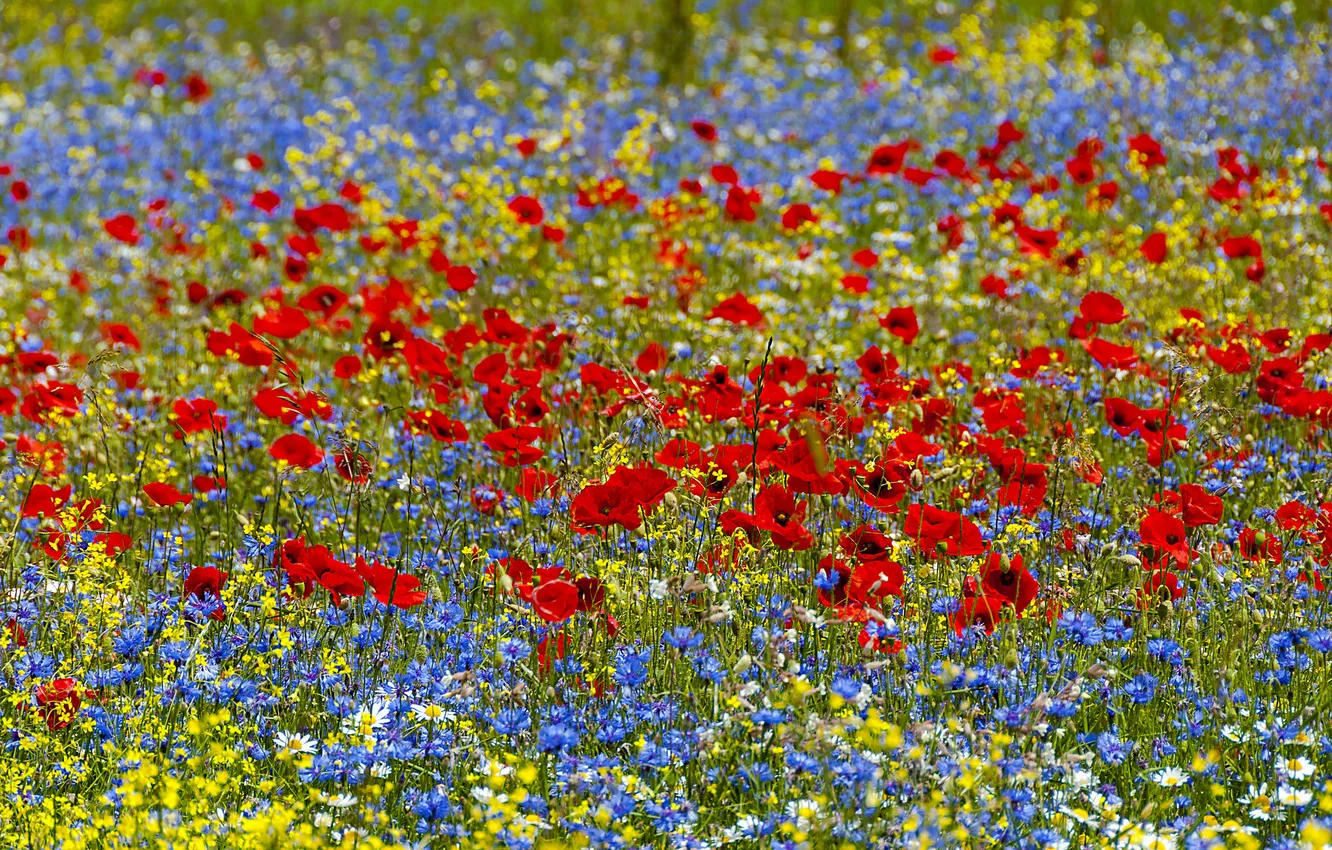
[2,1,1332,847]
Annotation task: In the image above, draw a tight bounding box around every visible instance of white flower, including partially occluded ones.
[783,798,820,828]
[412,703,451,724]
[1277,784,1313,807]
[1151,766,1189,788]
[1282,755,1315,780]
[274,731,317,757]
[328,793,358,809]
[1241,784,1275,820]
[1220,724,1249,743]
[340,702,391,737]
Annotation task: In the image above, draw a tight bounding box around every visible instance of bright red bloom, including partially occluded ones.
[483,426,544,467]
[533,579,579,623]
[1178,483,1223,527]
[1237,527,1282,563]
[979,553,1039,616]
[880,306,920,345]
[1139,508,1189,566]
[507,195,544,225]
[1140,232,1168,263]
[184,566,229,621]
[1128,133,1167,168]
[951,594,1007,636]
[867,141,910,176]
[173,398,226,436]
[358,559,427,608]
[35,678,81,730]
[143,482,193,507]
[905,504,985,557]
[269,434,325,469]
[1103,397,1142,437]
[752,485,815,551]
[707,292,765,328]
[23,483,72,518]
[103,214,140,245]
[1138,570,1185,609]
[1079,291,1125,325]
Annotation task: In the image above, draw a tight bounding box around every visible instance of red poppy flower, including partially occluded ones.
[23,483,72,518]
[184,73,211,102]
[1079,291,1125,325]
[251,190,280,213]
[1237,527,1282,563]
[951,594,1007,636]
[707,292,765,328]
[362,318,410,360]
[1139,508,1189,565]
[1140,232,1168,264]
[507,195,544,225]
[173,398,226,435]
[100,323,142,351]
[690,120,717,141]
[752,485,815,551]
[810,169,848,193]
[1084,337,1138,370]
[35,678,81,730]
[184,566,229,620]
[905,504,986,557]
[867,141,910,176]
[780,203,817,230]
[483,426,544,467]
[358,559,427,608]
[103,214,140,245]
[879,307,920,345]
[143,482,193,507]
[1178,483,1223,527]
[297,284,349,318]
[269,433,325,469]
[847,560,905,605]
[293,203,352,232]
[1128,132,1167,168]
[979,553,1039,615]
[533,578,579,623]
[723,186,760,222]
[1138,570,1185,609]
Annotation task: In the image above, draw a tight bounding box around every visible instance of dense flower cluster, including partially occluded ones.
[2,4,1332,848]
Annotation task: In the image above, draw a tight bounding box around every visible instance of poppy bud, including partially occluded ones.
[909,468,925,491]
[999,554,1011,573]
[1004,648,1020,669]
[732,653,752,674]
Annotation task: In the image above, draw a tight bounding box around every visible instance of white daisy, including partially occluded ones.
[1282,755,1315,780]
[340,702,391,737]
[1277,784,1313,807]
[274,731,317,757]
[1151,766,1189,788]
[412,703,451,724]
